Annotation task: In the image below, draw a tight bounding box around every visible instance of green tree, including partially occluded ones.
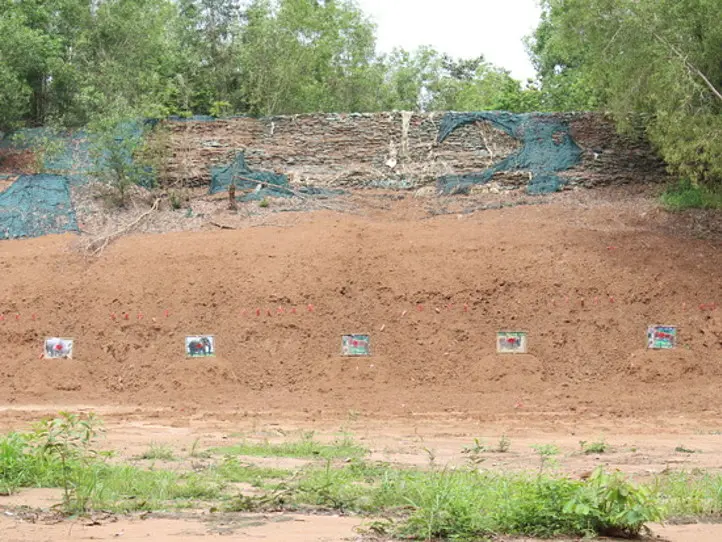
[379,47,540,112]
[529,0,722,186]
[174,0,243,114]
[239,0,382,115]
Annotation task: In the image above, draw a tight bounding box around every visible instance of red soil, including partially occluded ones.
[0,191,720,418]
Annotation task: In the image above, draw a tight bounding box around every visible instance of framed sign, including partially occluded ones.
[647,326,676,350]
[185,336,216,357]
[497,331,528,354]
[45,338,74,359]
[342,334,370,356]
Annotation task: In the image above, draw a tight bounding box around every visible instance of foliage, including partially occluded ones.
[580,440,608,455]
[211,432,367,460]
[0,0,545,130]
[528,0,722,188]
[10,129,66,173]
[532,443,560,474]
[138,443,176,461]
[31,412,103,513]
[0,417,712,538]
[496,435,511,453]
[379,47,541,112]
[661,179,722,210]
[461,438,488,455]
[564,467,664,537]
[0,432,63,495]
[88,116,158,207]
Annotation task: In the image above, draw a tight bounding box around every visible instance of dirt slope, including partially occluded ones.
[0,191,720,417]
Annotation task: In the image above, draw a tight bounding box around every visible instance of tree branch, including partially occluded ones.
[653,32,722,103]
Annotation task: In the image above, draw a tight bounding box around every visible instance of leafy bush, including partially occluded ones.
[564,467,664,537]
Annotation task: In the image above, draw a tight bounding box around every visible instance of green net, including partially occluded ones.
[210,152,343,201]
[0,121,155,239]
[0,175,78,239]
[210,151,289,199]
[436,112,582,194]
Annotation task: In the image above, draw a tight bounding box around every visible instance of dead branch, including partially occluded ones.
[208,220,237,230]
[85,199,160,256]
[476,121,495,163]
[652,33,722,103]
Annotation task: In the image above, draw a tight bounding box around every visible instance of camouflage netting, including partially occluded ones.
[211,152,343,201]
[0,121,150,239]
[0,175,78,239]
[210,151,290,200]
[436,112,582,194]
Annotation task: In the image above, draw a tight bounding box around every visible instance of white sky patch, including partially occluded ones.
[357,0,542,80]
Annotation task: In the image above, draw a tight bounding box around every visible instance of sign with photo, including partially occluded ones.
[342,334,370,356]
[185,336,215,357]
[44,338,74,359]
[647,326,676,350]
[496,331,528,354]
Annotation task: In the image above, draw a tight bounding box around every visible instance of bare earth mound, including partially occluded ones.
[0,188,720,418]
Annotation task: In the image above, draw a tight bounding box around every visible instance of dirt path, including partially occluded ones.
[0,511,363,542]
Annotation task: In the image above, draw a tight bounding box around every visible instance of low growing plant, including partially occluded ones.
[564,467,664,537]
[31,411,103,514]
[580,439,608,454]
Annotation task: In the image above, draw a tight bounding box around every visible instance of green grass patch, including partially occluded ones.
[75,464,222,512]
[0,432,66,494]
[137,443,176,461]
[9,414,722,540]
[211,434,367,460]
[580,440,608,454]
[213,457,291,485]
[660,180,722,210]
[653,471,722,517]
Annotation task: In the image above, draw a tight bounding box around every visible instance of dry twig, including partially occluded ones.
[85,199,160,255]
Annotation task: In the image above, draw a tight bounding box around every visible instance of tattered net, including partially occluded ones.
[436,111,582,194]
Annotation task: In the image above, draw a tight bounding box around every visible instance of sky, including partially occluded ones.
[356,0,542,81]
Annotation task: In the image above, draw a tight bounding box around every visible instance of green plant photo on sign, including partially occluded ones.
[342,335,370,356]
